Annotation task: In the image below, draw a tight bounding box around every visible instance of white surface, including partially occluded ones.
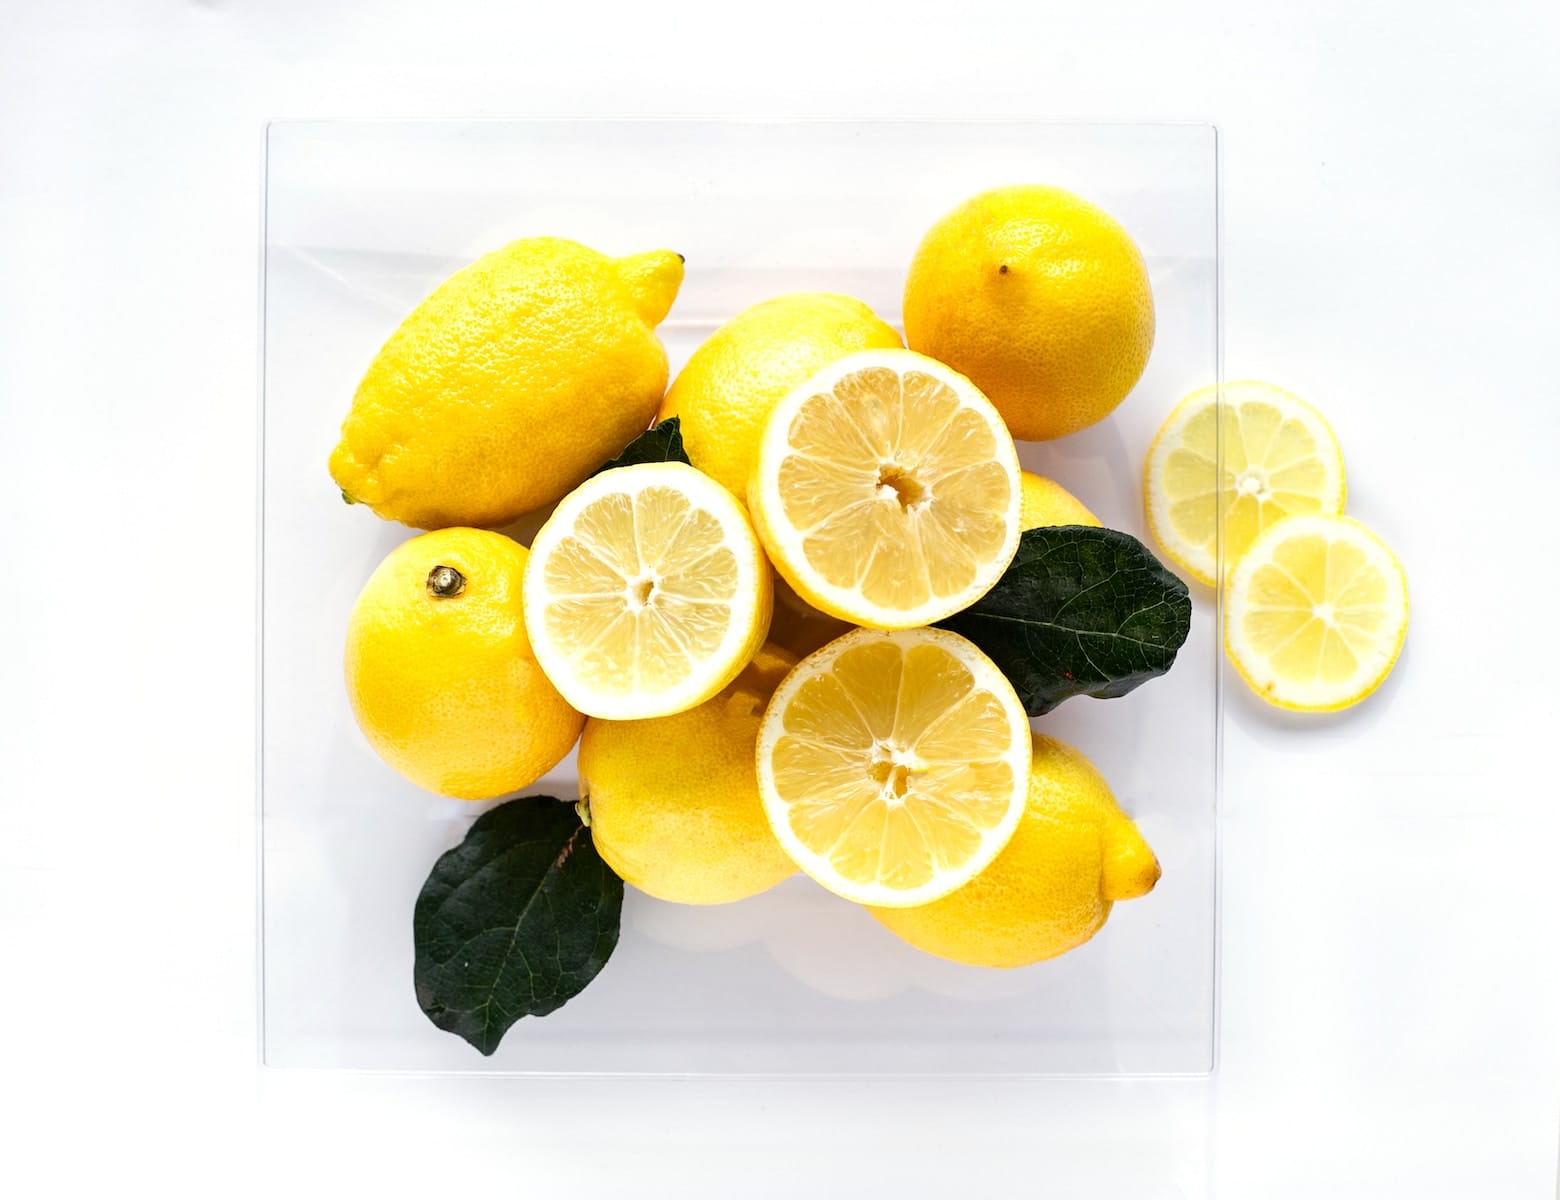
[1,1,1557,1195]
[259,119,1217,1076]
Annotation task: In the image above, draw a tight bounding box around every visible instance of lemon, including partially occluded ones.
[870,735,1160,968]
[1019,470,1101,530]
[748,348,1021,629]
[659,292,903,497]
[756,627,1031,908]
[767,576,854,659]
[331,237,683,529]
[523,461,772,720]
[904,185,1154,441]
[1144,380,1347,587]
[578,644,799,905]
[343,528,583,800]
[1224,514,1408,711]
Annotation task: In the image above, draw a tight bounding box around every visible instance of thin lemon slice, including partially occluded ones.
[523,461,772,720]
[1224,514,1408,711]
[756,627,1031,907]
[748,348,1022,629]
[1145,381,1346,586]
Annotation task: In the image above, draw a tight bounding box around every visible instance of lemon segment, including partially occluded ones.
[523,462,772,720]
[748,348,1022,630]
[1144,380,1346,586]
[756,627,1031,907]
[1224,514,1408,711]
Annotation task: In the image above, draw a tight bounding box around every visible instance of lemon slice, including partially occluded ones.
[748,348,1021,629]
[1224,514,1408,711]
[1144,381,1346,586]
[523,461,772,720]
[756,627,1031,907]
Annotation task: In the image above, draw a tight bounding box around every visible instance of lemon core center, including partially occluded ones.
[869,746,916,804]
[1235,468,1270,499]
[876,464,928,510]
[628,576,658,607]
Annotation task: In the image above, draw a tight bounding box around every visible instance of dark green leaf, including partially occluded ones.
[596,416,689,474]
[413,796,623,1056]
[939,525,1192,716]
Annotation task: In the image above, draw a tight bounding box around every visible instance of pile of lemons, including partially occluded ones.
[331,183,1400,972]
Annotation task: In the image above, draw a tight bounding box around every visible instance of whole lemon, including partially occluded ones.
[344,528,583,800]
[870,735,1160,967]
[577,644,799,905]
[904,186,1154,441]
[767,575,853,659]
[1019,470,1102,530]
[331,237,683,529]
[658,292,901,496]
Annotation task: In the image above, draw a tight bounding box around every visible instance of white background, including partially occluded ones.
[2,1,1557,1195]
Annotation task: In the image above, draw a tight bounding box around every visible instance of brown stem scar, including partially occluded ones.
[427,565,466,598]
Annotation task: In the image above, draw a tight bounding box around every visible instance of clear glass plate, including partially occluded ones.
[260,119,1220,1075]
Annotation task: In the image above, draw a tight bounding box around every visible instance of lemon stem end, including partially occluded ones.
[426,565,466,599]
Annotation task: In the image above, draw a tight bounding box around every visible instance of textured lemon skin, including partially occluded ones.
[343,529,583,800]
[658,292,902,496]
[1019,471,1101,530]
[870,736,1160,968]
[904,186,1154,441]
[331,238,683,529]
[578,645,799,905]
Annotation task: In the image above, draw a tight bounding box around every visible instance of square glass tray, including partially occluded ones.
[260,119,1220,1075]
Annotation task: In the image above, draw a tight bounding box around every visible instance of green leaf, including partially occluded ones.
[938,525,1192,716]
[413,796,623,1056]
[596,416,689,474]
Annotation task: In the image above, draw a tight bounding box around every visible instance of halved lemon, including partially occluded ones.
[523,461,772,720]
[756,627,1031,907]
[1224,514,1408,711]
[1144,381,1346,586]
[748,348,1022,629]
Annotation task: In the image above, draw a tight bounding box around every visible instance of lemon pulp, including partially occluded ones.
[757,627,1030,907]
[524,462,771,719]
[750,349,1020,629]
[1224,514,1408,711]
[1145,380,1346,585]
